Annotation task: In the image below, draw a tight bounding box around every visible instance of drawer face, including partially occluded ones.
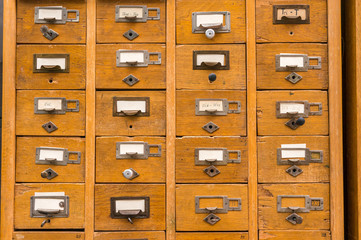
[96,136,166,183]
[13,232,84,240]
[16,90,86,136]
[256,0,327,43]
[176,0,246,44]
[176,232,249,240]
[96,91,166,136]
[94,231,165,240]
[257,91,328,136]
[176,90,247,136]
[97,0,166,43]
[258,183,330,230]
[176,45,246,90]
[17,0,86,43]
[176,137,248,183]
[95,184,165,230]
[176,184,248,231]
[259,230,330,239]
[17,45,86,90]
[14,183,85,229]
[257,44,328,90]
[16,137,85,183]
[258,136,329,183]
[96,44,166,89]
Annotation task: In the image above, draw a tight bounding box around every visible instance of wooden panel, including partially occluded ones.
[176,44,246,90]
[257,91,329,136]
[14,183,85,229]
[258,136,329,183]
[256,0,327,43]
[176,90,247,136]
[96,0,166,43]
[16,45,86,90]
[256,43,328,90]
[96,136,166,183]
[16,90,86,136]
[94,231,165,240]
[258,183,330,230]
[16,137,85,183]
[17,0,86,43]
[176,232,248,240]
[176,184,248,231]
[96,91,166,136]
[259,230,330,239]
[94,184,165,231]
[13,232,84,240]
[176,0,246,44]
[175,137,248,183]
[96,44,166,89]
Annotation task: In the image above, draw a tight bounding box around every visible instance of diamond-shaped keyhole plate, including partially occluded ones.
[42,121,58,133]
[41,168,58,180]
[285,72,303,84]
[286,212,303,225]
[286,165,303,177]
[202,122,219,133]
[203,213,221,225]
[203,165,220,177]
[285,117,301,130]
[123,74,140,86]
[123,29,139,41]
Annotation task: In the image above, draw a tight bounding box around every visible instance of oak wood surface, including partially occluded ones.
[94,231,165,240]
[176,232,248,240]
[259,230,330,239]
[13,232,85,240]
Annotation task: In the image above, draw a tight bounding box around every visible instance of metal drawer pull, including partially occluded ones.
[192,11,231,39]
[122,168,139,180]
[116,141,161,159]
[111,197,150,224]
[34,6,80,24]
[276,54,321,72]
[116,50,161,67]
[36,147,81,165]
[40,25,59,41]
[115,5,160,22]
[33,54,70,73]
[196,99,241,116]
[273,5,310,24]
[34,97,79,114]
[41,168,59,180]
[113,97,150,117]
[193,51,230,70]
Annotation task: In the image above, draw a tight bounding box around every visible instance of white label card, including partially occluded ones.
[38,148,64,162]
[198,150,224,161]
[119,52,145,63]
[34,192,65,211]
[118,7,144,18]
[36,58,66,70]
[38,7,63,20]
[196,14,224,27]
[119,143,145,155]
[277,9,307,20]
[37,99,63,111]
[116,101,146,113]
[279,103,305,114]
[197,54,225,66]
[198,100,224,112]
[115,199,145,212]
[281,144,307,158]
[279,53,305,67]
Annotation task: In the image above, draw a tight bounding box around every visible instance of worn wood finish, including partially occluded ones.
[94,184,165,230]
[14,183,85,229]
[96,91,166,136]
[258,183,330,230]
[176,232,248,240]
[96,136,166,183]
[256,0,327,43]
[175,137,248,183]
[176,0,246,44]
[256,43,328,90]
[176,184,248,231]
[96,0,166,43]
[16,45,86,90]
[16,90,86,136]
[257,91,329,136]
[16,137,85,183]
[13,232,85,240]
[176,44,246,90]
[176,90,247,136]
[259,230,330,239]
[96,44,166,89]
[257,136,329,183]
[17,0,86,43]
[94,231,165,240]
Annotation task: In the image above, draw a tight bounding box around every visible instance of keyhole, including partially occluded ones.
[129,125,133,128]
[292,217,297,221]
[129,33,133,36]
[208,125,213,129]
[49,78,53,83]
[48,125,52,129]
[210,169,214,173]
[292,75,296,79]
[289,31,294,36]
[129,78,133,82]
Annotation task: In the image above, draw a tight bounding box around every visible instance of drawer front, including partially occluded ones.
[95,184,165,230]
[176,0,246,44]
[14,183,85,229]
[259,230,330,239]
[96,136,166,183]
[257,91,328,136]
[17,45,86,90]
[257,44,328,90]
[16,90,86,136]
[176,232,248,240]
[258,136,329,183]
[16,137,85,183]
[96,44,166,89]
[97,0,166,43]
[94,231,165,240]
[13,232,84,240]
[17,0,86,43]
[96,91,166,136]
[176,45,246,90]
[256,0,327,43]
[176,184,248,231]
[258,183,330,230]
[176,90,247,136]
[176,137,248,183]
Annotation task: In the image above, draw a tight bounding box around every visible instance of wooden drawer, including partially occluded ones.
[96,136,166,183]
[96,91,165,136]
[97,0,166,43]
[257,44,328,90]
[17,0,86,43]
[176,90,247,136]
[259,230,330,239]
[96,44,166,89]
[176,232,248,240]
[256,0,327,43]
[94,231,165,240]
[176,137,248,183]
[258,183,330,230]
[176,184,248,231]
[14,183,85,229]
[16,137,85,183]
[16,90,86,136]
[16,45,86,90]
[176,45,246,90]
[95,184,165,231]
[176,0,246,44]
[257,91,328,136]
[13,232,84,240]
[258,136,329,183]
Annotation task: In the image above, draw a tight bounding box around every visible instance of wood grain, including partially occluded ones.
[13,232,84,240]
[259,230,330,239]
[94,231,165,240]
[176,232,248,240]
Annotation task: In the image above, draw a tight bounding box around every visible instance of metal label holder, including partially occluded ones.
[194,148,241,166]
[277,148,323,165]
[195,196,242,214]
[116,141,161,159]
[116,50,161,67]
[30,195,69,218]
[34,6,79,24]
[192,11,231,33]
[115,5,160,22]
[113,97,150,117]
[195,98,241,116]
[273,5,310,24]
[193,51,230,70]
[275,54,321,72]
[35,147,81,165]
[34,97,79,114]
[277,195,324,213]
[33,54,70,73]
[276,101,322,118]
[110,196,150,220]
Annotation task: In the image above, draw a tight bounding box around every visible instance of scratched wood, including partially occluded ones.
[94,231,165,240]
[259,230,330,239]
[13,232,84,240]
[176,232,248,240]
